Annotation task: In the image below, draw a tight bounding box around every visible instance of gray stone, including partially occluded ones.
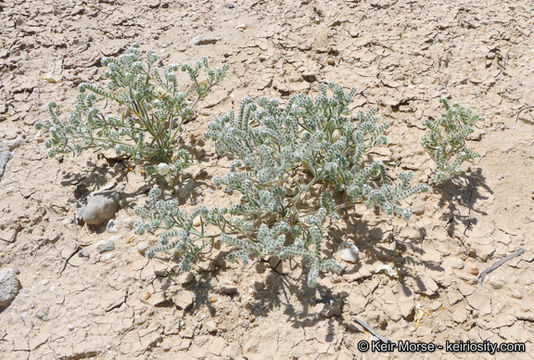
[0,151,13,180]
[178,178,196,198]
[0,268,21,307]
[78,248,89,258]
[76,190,119,225]
[98,240,115,253]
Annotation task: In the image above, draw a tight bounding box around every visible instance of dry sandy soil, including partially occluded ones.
[1,0,534,359]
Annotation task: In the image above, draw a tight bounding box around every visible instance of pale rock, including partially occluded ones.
[148,292,167,306]
[465,261,479,275]
[446,257,465,269]
[106,220,118,233]
[447,289,463,305]
[383,302,401,322]
[137,241,150,255]
[511,289,523,299]
[0,151,12,180]
[0,268,21,306]
[428,300,442,312]
[215,282,238,296]
[189,35,201,46]
[100,253,114,262]
[458,282,475,297]
[415,275,438,296]
[205,320,217,334]
[77,191,119,225]
[172,290,194,310]
[338,242,359,263]
[471,243,495,261]
[487,276,504,290]
[467,290,491,315]
[452,306,468,323]
[411,201,426,215]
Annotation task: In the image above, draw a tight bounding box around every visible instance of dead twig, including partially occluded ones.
[353,317,389,343]
[514,105,534,126]
[477,248,525,286]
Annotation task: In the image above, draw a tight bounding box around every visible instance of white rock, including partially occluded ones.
[78,191,119,225]
[100,253,114,262]
[337,242,359,263]
[137,241,150,255]
[447,257,465,269]
[0,268,21,306]
[156,163,171,176]
[106,220,118,233]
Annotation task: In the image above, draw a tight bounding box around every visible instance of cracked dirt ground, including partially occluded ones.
[1,0,534,359]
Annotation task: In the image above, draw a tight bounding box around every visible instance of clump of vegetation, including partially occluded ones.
[135,84,429,286]
[36,43,228,175]
[422,98,481,184]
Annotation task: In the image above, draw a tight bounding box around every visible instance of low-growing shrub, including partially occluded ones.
[422,98,481,184]
[135,84,430,286]
[36,43,228,175]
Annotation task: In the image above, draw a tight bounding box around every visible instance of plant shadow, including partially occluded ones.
[436,168,492,237]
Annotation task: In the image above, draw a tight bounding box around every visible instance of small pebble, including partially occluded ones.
[488,276,504,290]
[327,57,335,66]
[465,262,479,275]
[338,242,359,263]
[106,220,118,233]
[78,248,89,258]
[137,241,150,255]
[100,253,114,262]
[98,241,115,254]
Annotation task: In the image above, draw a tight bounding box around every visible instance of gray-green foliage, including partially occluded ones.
[422,98,480,184]
[135,83,429,286]
[36,43,228,175]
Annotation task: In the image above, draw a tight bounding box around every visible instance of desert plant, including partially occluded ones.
[422,98,480,184]
[35,43,228,175]
[135,83,429,286]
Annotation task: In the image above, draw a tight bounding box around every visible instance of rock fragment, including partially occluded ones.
[137,241,150,255]
[172,290,195,310]
[0,151,13,180]
[415,275,438,296]
[338,242,359,263]
[452,306,468,323]
[0,268,21,307]
[97,240,115,253]
[77,191,119,225]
